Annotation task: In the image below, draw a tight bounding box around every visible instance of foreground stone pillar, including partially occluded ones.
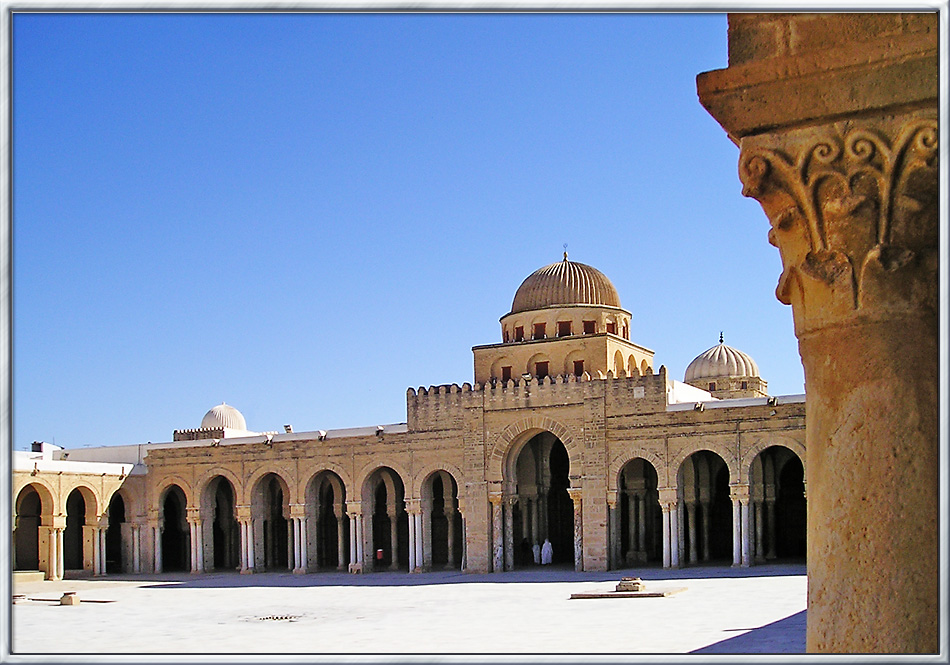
[698,13,938,652]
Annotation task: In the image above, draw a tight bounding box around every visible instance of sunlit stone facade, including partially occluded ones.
[14,255,806,579]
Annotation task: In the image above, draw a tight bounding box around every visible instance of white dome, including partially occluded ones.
[685,340,760,383]
[200,403,247,431]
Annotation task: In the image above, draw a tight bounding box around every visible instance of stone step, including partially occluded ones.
[13,571,45,583]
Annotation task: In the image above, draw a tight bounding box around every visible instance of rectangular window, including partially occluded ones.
[583,320,596,334]
[573,360,585,376]
[515,326,524,342]
[708,382,717,391]
[502,366,512,382]
[535,361,549,379]
[741,381,748,390]
[557,321,572,337]
[606,321,617,334]
[533,323,546,340]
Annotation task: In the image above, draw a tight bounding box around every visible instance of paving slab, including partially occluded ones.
[9,563,807,658]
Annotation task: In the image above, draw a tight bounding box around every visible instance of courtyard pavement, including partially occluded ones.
[8,562,807,661]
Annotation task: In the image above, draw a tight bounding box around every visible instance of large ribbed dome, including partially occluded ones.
[685,340,760,382]
[510,254,621,314]
[200,403,247,431]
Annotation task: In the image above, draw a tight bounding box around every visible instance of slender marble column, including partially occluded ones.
[627,491,636,557]
[388,510,400,570]
[55,528,65,580]
[740,501,751,567]
[490,494,503,573]
[754,501,765,563]
[670,503,680,568]
[348,515,358,567]
[195,521,204,572]
[133,525,141,573]
[731,498,742,567]
[47,527,58,580]
[687,503,698,564]
[638,493,647,560]
[189,522,198,572]
[531,496,540,545]
[336,514,346,570]
[92,527,102,576]
[568,489,583,572]
[153,525,162,574]
[407,510,417,571]
[414,511,423,571]
[503,497,515,571]
[100,527,108,575]
[701,501,711,562]
[300,518,309,572]
[607,499,619,570]
[355,514,364,567]
[661,506,671,568]
[766,499,777,559]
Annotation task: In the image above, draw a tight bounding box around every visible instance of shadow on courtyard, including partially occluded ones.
[93,561,806,589]
[691,610,807,654]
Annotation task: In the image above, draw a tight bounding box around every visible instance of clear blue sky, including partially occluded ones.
[12,12,804,450]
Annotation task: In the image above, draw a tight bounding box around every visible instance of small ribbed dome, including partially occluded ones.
[201,403,247,431]
[685,340,760,383]
[510,254,621,314]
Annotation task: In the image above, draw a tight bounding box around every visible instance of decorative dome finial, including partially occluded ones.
[563,243,568,261]
[719,331,724,344]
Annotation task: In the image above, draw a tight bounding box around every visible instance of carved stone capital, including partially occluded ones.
[738,110,938,336]
[488,491,503,506]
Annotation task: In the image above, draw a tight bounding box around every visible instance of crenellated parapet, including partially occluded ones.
[407,367,676,431]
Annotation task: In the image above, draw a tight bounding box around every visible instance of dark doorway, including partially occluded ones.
[263,475,288,570]
[105,493,125,573]
[15,486,42,571]
[211,479,239,570]
[547,440,573,564]
[776,457,807,558]
[64,489,86,570]
[161,488,188,572]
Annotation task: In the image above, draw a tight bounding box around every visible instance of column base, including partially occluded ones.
[240,568,254,575]
[293,567,307,575]
[348,563,363,574]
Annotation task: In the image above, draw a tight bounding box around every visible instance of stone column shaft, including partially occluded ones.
[731,499,742,567]
[699,24,938,648]
[336,515,347,571]
[740,501,751,567]
[132,525,141,574]
[686,503,698,564]
[490,494,503,573]
[503,497,515,571]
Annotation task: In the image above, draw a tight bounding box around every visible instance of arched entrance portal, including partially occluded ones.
[677,450,732,565]
[251,473,290,571]
[306,471,349,571]
[160,486,189,572]
[201,476,239,571]
[751,446,806,561]
[422,471,462,570]
[14,485,43,571]
[506,431,574,569]
[105,493,126,573]
[618,458,661,565]
[362,467,408,572]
